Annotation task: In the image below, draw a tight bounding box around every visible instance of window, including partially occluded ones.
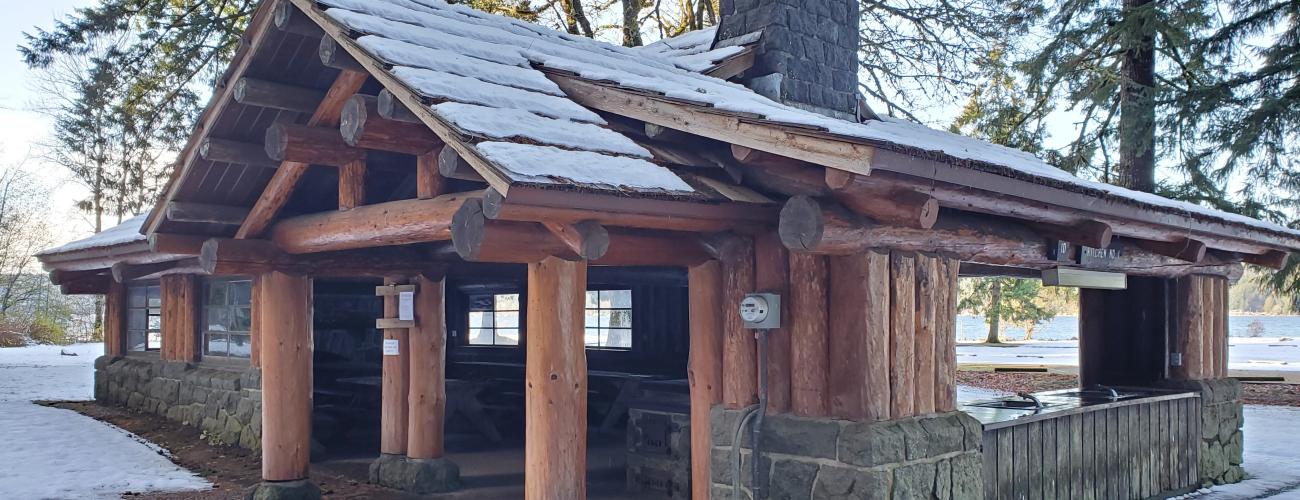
[467,293,520,346]
[585,289,631,349]
[126,284,161,351]
[203,278,252,360]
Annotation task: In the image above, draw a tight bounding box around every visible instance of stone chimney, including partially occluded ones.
[714,0,859,120]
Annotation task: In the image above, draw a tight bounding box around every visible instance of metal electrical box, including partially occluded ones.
[739,293,781,329]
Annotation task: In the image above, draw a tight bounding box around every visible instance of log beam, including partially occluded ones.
[341,94,443,154]
[200,137,279,169]
[417,150,448,199]
[273,0,320,37]
[166,201,250,225]
[525,256,588,500]
[779,196,1247,277]
[111,258,198,283]
[200,237,448,277]
[1244,249,1290,269]
[260,271,313,482]
[823,168,940,229]
[543,221,610,261]
[233,77,325,113]
[378,89,422,124]
[264,123,364,166]
[1137,237,1207,263]
[236,70,370,239]
[319,35,365,72]
[483,187,774,233]
[269,191,477,254]
[438,146,485,182]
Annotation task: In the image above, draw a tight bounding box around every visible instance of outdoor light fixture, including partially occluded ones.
[1041,267,1128,290]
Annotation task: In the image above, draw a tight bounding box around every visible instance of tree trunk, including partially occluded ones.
[621,0,643,47]
[563,0,595,38]
[985,280,1002,344]
[1117,0,1156,193]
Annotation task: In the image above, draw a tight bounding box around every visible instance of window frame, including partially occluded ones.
[464,291,523,347]
[125,282,162,352]
[584,288,633,350]
[200,277,253,362]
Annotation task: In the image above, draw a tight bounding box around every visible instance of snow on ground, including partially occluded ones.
[0,343,209,499]
[957,337,1300,372]
[1201,405,1300,499]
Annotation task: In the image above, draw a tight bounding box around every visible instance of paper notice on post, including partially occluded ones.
[383,338,400,356]
[398,291,414,321]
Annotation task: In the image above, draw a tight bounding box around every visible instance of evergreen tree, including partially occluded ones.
[959,278,1056,344]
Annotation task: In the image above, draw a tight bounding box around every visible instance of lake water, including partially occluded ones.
[957,314,1300,342]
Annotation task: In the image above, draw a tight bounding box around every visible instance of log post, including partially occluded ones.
[788,252,829,417]
[827,250,891,420]
[338,158,365,210]
[1177,276,1205,379]
[934,257,959,412]
[755,233,791,414]
[381,276,411,456]
[161,274,198,362]
[408,274,447,459]
[525,256,588,500]
[259,271,314,483]
[888,252,917,418]
[913,254,937,415]
[251,274,263,368]
[104,280,126,358]
[715,235,757,408]
[417,150,447,200]
[688,261,724,500]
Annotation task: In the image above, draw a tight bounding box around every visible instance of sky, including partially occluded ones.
[0,0,99,246]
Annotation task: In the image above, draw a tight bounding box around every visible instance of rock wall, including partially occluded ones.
[1163,378,1244,486]
[95,355,262,451]
[710,408,983,499]
[626,407,692,498]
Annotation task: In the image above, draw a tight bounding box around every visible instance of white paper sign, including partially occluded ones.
[398,291,414,321]
[383,338,400,356]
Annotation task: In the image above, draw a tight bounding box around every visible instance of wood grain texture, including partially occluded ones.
[338,158,365,210]
[104,281,126,357]
[161,274,198,362]
[416,149,447,200]
[935,256,960,411]
[250,274,262,368]
[889,252,916,418]
[721,236,757,408]
[525,257,588,500]
[754,233,791,414]
[913,253,937,415]
[827,250,890,420]
[259,271,313,481]
[407,275,446,459]
[687,261,724,500]
[380,276,410,455]
[788,252,829,417]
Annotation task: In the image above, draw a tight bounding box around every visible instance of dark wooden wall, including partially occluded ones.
[982,395,1201,500]
[1078,276,1170,387]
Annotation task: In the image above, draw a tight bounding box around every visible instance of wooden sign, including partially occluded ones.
[1047,239,1123,268]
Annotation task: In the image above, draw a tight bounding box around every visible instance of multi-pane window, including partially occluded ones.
[467,293,520,346]
[585,289,631,349]
[203,278,252,360]
[126,284,161,351]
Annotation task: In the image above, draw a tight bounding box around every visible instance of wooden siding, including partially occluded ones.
[982,395,1201,500]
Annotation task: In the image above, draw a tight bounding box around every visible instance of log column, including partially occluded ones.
[258,271,315,487]
[160,274,198,362]
[408,275,447,459]
[719,236,758,408]
[104,281,126,358]
[525,256,588,500]
[688,260,724,500]
[381,277,411,456]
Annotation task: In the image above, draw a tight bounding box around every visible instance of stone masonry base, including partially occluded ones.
[1163,378,1245,486]
[95,355,263,451]
[710,407,983,500]
[244,480,321,500]
[369,453,461,494]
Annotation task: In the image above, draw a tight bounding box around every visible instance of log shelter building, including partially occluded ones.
[36,0,1300,498]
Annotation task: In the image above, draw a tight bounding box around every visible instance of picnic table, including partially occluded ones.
[335,376,502,443]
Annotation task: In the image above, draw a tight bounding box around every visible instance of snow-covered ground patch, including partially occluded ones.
[1202,405,1300,499]
[0,343,209,499]
[957,337,1300,372]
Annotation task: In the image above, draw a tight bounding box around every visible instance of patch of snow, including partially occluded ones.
[957,337,1300,372]
[476,142,694,192]
[326,9,530,67]
[358,36,563,96]
[393,67,604,124]
[38,215,146,256]
[1201,405,1300,499]
[436,102,651,158]
[0,343,210,498]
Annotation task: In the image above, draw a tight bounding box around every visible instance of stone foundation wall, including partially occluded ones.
[710,408,983,499]
[95,355,262,451]
[1164,378,1244,486]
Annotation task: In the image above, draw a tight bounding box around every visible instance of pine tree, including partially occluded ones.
[959,278,1056,344]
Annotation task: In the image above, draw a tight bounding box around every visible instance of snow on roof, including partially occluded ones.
[37,215,147,257]
[318,0,1299,238]
[637,27,748,72]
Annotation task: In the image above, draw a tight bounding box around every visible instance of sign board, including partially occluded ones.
[383,338,400,356]
[1046,239,1124,268]
[398,291,414,321]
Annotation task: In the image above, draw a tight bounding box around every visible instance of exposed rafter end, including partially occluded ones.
[200,137,279,170]
[166,201,250,226]
[111,258,200,283]
[822,168,938,230]
[273,0,321,37]
[341,94,443,154]
[1136,237,1207,263]
[233,77,325,113]
[1244,249,1290,269]
[265,123,364,165]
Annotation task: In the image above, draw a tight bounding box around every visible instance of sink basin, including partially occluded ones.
[1052,390,1144,401]
[967,400,1058,410]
